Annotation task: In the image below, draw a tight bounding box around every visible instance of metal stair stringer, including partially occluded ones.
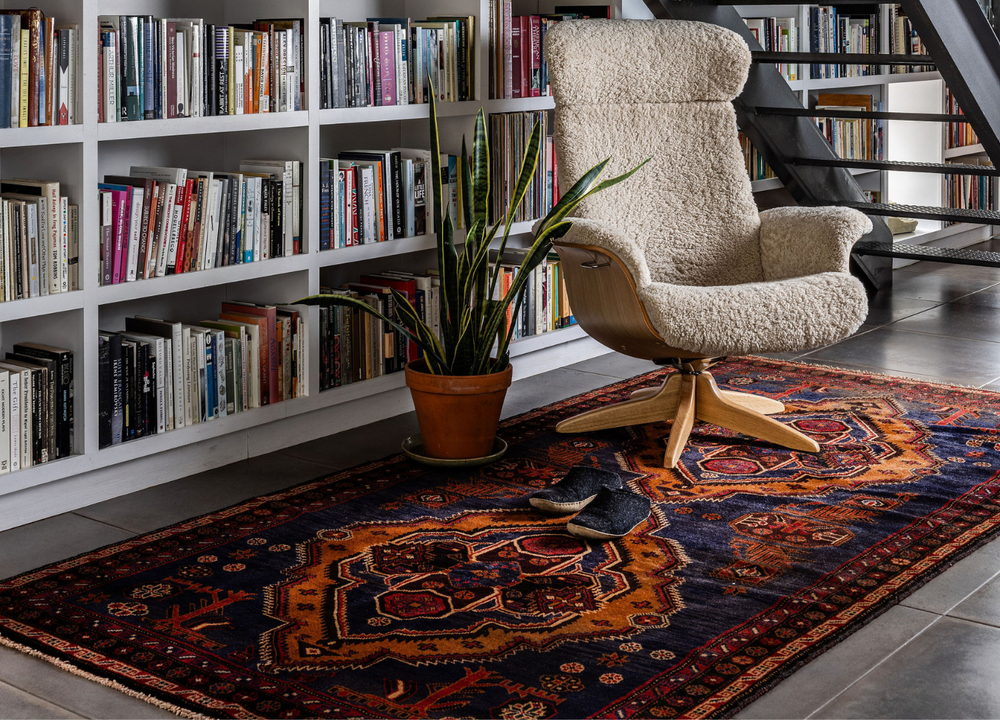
[643,0,893,291]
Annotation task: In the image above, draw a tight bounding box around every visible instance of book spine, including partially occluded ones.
[0,18,13,128]
[166,21,177,118]
[378,30,396,106]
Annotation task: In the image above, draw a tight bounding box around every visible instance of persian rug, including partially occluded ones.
[2,358,1000,719]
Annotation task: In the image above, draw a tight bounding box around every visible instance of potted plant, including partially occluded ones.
[299,91,646,460]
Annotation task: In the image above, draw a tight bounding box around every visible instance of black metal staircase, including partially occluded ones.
[646,0,1000,289]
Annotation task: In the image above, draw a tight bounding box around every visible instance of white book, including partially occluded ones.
[124,187,143,282]
[189,23,201,118]
[163,338,174,430]
[0,370,9,474]
[182,326,194,425]
[175,29,187,117]
[234,44,244,115]
[204,179,222,270]
[278,32,287,112]
[287,29,297,112]
[155,183,177,276]
[215,319,260,408]
[402,159,415,238]
[243,176,256,263]
[252,177,263,262]
[63,26,77,124]
[240,160,294,255]
[103,36,117,123]
[127,317,185,430]
[3,366,20,472]
[26,202,39,297]
[32,195,48,296]
[59,197,68,292]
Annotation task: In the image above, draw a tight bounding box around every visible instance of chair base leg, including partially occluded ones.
[557,371,820,469]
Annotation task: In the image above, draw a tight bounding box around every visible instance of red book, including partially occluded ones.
[221,302,278,405]
[360,273,418,362]
[510,17,522,99]
[346,168,358,246]
[520,16,530,99]
[104,187,130,285]
[529,16,541,97]
[172,179,194,274]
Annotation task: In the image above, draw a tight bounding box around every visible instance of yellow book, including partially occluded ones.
[18,29,28,128]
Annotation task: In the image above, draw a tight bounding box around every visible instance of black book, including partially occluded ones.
[12,203,22,299]
[9,353,56,462]
[220,177,233,266]
[103,332,124,445]
[389,151,404,239]
[319,21,329,109]
[121,339,136,441]
[98,334,112,448]
[215,26,229,115]
[319,305,329,390]
[147,347,158,434]
[136,340,150,437]
[272,181,283,258]
[10,342,72,452]
[229,178,241,266]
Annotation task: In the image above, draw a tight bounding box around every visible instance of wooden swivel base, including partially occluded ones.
[555,370,821,469]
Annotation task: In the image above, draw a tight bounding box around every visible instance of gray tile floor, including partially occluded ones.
[2,248,1000,719]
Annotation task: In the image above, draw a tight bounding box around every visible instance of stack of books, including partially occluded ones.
[98,16,303,122]
[889,4,932,74]
[0,178,78,300]
[319,16,475,109]
[99,302,307,449]
[744,16,799,81]
[813,93,884,161]
[0,10,78,127]
[739,133,776,182]
[488,4,611,99]
[0,342,74,472]
[318,253,574,390]
[946,89,979,150]
[318,149,432,250]
[98,160,302,285]
[489,110,557,224]
[809,5,881,79]
[945,158,996,215]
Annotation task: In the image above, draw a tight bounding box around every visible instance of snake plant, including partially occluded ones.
[298,89,647,376]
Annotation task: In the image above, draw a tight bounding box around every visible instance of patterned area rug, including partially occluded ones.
[2,358,1000,719]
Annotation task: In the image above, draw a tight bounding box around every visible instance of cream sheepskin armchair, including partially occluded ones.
[545,19,871,468]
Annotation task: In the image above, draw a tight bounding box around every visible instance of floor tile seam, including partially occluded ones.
[804,609,944,720]
[941,612,1000,631]
[67,512,139,537]
[0,677,87,718]
[564,368,638,381]
[919,561,1000,616]
[265,450,343,472]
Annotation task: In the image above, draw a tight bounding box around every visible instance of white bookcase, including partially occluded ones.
[0,0,630,531]
[732,3,996,259]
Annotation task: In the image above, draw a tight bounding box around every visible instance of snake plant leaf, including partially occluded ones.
[461,135,474,231]
[440,210,461,360]
[297,294,448,370]
[472,109,490,223]
[390,289,449,374]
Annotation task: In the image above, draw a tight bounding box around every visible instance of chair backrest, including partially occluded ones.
[546,19,764,287]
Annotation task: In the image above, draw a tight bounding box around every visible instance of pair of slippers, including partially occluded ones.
[528,466,651,540]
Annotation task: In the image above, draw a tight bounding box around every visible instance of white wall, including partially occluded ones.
[887,78,945,233]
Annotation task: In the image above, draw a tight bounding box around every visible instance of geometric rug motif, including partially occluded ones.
[1,357,999,719]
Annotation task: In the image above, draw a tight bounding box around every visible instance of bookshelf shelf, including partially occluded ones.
[944,143,986,159]
[315,235,440,268]
[0,125,86,149]
[96,255,314,305]
[96,112,311,142]
[318,98,556,126]
[0,292,85,323]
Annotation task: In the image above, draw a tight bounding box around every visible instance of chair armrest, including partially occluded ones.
[545,217,652,288]
[759,206,873,281]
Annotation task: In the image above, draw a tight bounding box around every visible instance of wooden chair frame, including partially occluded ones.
[552,242,820,468]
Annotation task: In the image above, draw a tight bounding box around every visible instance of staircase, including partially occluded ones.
[645,0,1000,291]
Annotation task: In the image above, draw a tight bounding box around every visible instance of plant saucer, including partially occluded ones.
[401,435,508,468]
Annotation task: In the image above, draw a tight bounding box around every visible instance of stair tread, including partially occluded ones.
[790,158,998,175]
[754,106,968,123]
[842,202,1000,223]
[752,51,934,65]
[853,241,1000,268]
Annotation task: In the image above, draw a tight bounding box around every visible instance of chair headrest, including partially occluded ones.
[545,19,751,105]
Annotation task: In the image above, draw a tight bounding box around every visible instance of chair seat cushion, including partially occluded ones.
[638,272,868,356]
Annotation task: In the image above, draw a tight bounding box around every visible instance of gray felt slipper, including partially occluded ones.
[529,466,622,514]
[566,486,652,540]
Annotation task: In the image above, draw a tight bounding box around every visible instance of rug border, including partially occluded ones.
[1,358,998,719]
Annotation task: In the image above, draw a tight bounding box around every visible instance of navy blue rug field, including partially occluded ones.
[1,358,999,719]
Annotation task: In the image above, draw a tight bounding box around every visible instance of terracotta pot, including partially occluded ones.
[405,359,513,459]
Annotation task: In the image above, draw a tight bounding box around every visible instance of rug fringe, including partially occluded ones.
[0,632,210,719]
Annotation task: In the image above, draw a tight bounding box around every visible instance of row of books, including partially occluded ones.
[98,160,302,286]
[889,5,932,74]
[317,252,574,391]
[813,93,884,161]
[490,111,558,225]
[0,342,73,473]
[318,149,431,250]
[739,133,776,182]
[319,16,474,109]
[944,159,996,213]
[99,302,307,449]
[1,178,78,302]
[0,11,77,127]
[98,16,303,123]
[809,6,881,79]
[744,16,799,81]
[946,89,979,150]
[488,4,611,100]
